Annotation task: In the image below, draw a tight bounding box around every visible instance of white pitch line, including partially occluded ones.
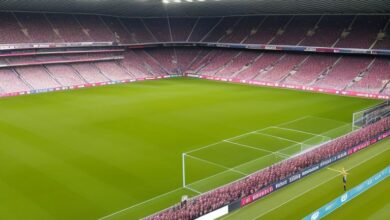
[186,170,232,188]
[224,140,275,154]
[185,115,330,155]
[220,146,389,220]
[98,187,184,220]
[186,129,259,154]
[185,142,221,154]
[274,115,312,127]
[186,154,248,176]
[327,167,344,174]
[253,131,302,144]
[185,186,202,194]
[271,126,329,139]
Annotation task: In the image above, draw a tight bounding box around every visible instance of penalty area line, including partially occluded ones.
[184,186,202,194]
[327,167,345,174]
[98,187,184,220]
[185,154,248,176]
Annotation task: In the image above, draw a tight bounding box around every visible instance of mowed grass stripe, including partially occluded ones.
[0,78,381,220]
[221,138,390,220]
[324,177,390,220]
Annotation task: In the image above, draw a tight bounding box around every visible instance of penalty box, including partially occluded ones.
[183,116,352,193]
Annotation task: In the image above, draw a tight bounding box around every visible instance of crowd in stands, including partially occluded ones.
[0,13,388,96]
[187,48,389,96]
[147,117,390,220]
[0,11,388,219]
[0,48,174,94]
[0,12,389,49]
[0,47,388,97]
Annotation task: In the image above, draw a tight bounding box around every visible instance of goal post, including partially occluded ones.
[353,101,390,130]
[182,153,186,187]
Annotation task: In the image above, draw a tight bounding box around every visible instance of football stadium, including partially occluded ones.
[0,1,389,220]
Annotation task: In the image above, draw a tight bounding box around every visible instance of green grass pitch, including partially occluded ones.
[0,77,386,220]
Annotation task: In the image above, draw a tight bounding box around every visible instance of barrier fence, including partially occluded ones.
[187,74,390,100]
[0,75,181,98]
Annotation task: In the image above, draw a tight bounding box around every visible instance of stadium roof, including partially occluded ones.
[0,0,389,17]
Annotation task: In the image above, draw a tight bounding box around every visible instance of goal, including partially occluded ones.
[353,101,390,130]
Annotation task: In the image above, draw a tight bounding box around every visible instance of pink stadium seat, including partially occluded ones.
[216,51,260,77]
[187,17,221,42]
[0,69,30,93]
[121,50,154,78]
[220,16,265,43]
[74,15,115,42]
[15,13,63,43]
[336,16,388,49]
[46,64,86,86]
[285,55,339,85]
[255,54,307,82]
[203,17,241,42]
[143,18,171,42]
[244,16,291,44]
[94,62,133,81]
[235,53,281,80]
[46,14,92,42]
[301,16,353,47]
[0,13,31,44]
[71,63,110,83]
[315,56,372,90]
[271,16,320,45]
[349,59,390,93]
[169,18,198,42]
[101,16,133,44]
[121,18,156,43]
[15,66,60,90]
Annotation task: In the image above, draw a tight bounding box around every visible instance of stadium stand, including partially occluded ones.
[0,13,389,49]
[0,12,388,98]
[0,8,388,220]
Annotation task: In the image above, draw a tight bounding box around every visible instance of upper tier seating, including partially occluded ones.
[243,16,291,44]
[46,14,92,42]
[143,18,171,42]
[170,18,198,42]
[335,16,388,49]
[0,13,389,50]
[15,13,63,43]
[74,15,115,42]
[301,16,353,47]
[271,16,319,45]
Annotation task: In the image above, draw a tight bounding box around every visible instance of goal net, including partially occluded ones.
[353,101,390,130]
